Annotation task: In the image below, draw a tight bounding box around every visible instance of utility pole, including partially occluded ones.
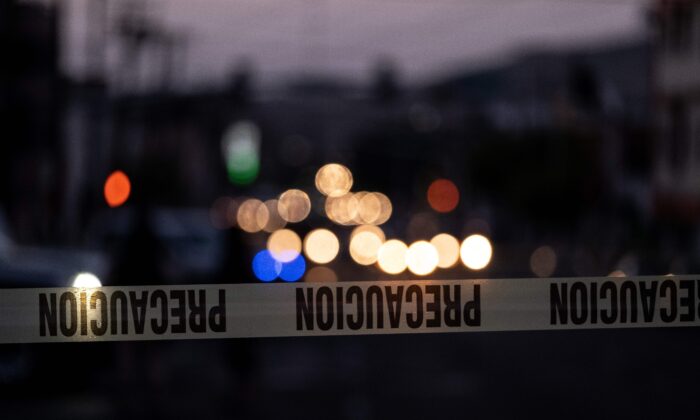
[85,0,107,82]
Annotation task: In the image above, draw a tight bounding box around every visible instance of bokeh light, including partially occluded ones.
[377,239,408,274]
[373,192,393,225]
[530,246,557,277]
[254,201,270,232]
[353,192,393,225]
[237,198,265,233]
[427,179,459,213]
[430,233,460,268]
[279,254,306,282]
[315,163,353,197]
[325,193,359,225]
[278,189,311,223]
[615,254,639,277]
[350,230,384,265]
[267,229,302,262]
[209,196,238,229]
[104,170,131,208]
[406,241,439,276]
[252,250,282,282]
[460,234,492,270]
[409,103,441,132]
[305,266,338,283]
[221,121,260,185]
[357,192,381,224]
[406,212,439,241]
[349,191,367,224]
[608,270,626,278]
[71,272,102,288]
[261,199,286,232]
[304,229,340,264]
[351,225,386,242]
[323,191,391,226]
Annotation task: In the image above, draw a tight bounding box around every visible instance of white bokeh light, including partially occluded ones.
[460,235,492,270]
[71,272,102,288]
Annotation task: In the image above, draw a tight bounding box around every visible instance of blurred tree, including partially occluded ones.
[228,59,255,106]
[371,57,401,103]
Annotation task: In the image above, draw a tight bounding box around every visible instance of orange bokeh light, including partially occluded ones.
[427,179,459,213]
[104,170,131,208]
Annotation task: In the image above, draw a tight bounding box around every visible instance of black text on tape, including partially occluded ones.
[0,276,698,344]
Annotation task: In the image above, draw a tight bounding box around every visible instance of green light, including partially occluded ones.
[222,121,261,185]
[226,154,259,184]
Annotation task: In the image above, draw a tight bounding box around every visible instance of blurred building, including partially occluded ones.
[431,42,651,129]
[0,0,62,243]
[651,0,700,222]
[426,41,653,219]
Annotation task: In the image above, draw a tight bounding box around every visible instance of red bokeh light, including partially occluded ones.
[427,179,459,213]
[104,170,131,208]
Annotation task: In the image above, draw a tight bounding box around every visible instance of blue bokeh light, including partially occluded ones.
[279,254,306,282]
[252,250,282,282]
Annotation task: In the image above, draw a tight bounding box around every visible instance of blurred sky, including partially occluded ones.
[62,0,648,87]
